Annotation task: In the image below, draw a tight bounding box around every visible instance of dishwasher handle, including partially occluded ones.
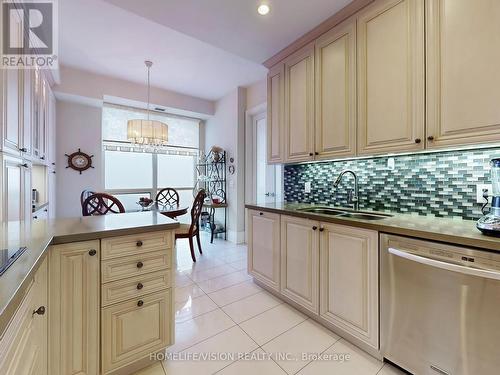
[388,247,500,281]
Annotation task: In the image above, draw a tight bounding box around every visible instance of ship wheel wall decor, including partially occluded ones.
[65,148,94,174]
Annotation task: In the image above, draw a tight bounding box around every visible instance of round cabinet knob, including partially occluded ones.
[136,261,144,269]
[33,306,46,316]
[309,153,314,156]
[312,226,318,231]
[136,240,143,247]
[40,156,45,160]
[137,300,144,307]
[427,135,435,141]
[19,147,27,152]
[21,163,29,168]
[414,138,421,144]
[259,212,263,216]
[315,152,319,155]
[137,282,144,290]
[88,249,97,256]
[319,227,325,232]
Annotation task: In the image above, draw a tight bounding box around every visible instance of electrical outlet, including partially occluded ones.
[305,181,311,193]
[387,157,395,170]
[476,184,492,203]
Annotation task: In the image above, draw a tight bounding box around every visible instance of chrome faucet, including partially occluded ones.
[333,170,359,210]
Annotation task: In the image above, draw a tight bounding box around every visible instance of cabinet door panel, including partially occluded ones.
[285,43,315,162]
[281,215,319,313]
[267,63,285,163]
[22,69,32,156]
[2,11,23,153]
[320,224,378,349]
[101,289,172,374]
[426,0,500,147]
[315,18,356,159]
[248,210,280,291]
[49,241,100,375]
[357,0,424,155]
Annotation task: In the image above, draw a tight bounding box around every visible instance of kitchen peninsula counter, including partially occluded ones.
[0,211,179,337]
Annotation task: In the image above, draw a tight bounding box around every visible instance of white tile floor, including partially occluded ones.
[133,234,406,375]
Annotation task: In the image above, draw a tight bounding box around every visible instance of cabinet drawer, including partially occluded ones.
[101,289,172,374]
[101,230,173,260]
[101,250,171,283]
[101,269,172,307]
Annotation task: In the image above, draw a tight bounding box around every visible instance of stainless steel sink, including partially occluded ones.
[296,207,346,216]
[337,212,391,221]
[297,207,392,220]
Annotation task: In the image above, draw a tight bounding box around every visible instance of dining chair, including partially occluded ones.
[82,193,125,216]
[80,189,95,207]
[156,188,180,206]
[175,190,206,262]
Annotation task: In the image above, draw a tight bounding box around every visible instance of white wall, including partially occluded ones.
[55,66,215,118]
[205,87,247,243]
[246,79,267,109]
[56,99,104,218]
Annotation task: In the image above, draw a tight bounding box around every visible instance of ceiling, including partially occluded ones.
[60,0,351,101]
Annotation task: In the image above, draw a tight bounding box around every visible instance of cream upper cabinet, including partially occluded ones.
[49,240,100,375]
[319,223,378,349]
[357,0,425,155]
[22,69,33,156]
[248,209,281,291]
[0,154,31,222]
[267,63,285,164]
[280,215,319,313]
[284,42,315,163]
[315,18,357,159]
[426,0,500,148]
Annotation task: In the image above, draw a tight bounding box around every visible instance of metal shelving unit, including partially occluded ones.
[196,150,227,242]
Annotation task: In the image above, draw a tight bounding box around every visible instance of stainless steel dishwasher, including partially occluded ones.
[381,234,500,375]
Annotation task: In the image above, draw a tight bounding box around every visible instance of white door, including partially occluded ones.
[253,113,281,204]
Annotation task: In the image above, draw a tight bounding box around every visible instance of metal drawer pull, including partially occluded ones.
[137,282,143,290]
[88,249,97,256]
[137,300,144,307]
[136,240,143,247]
[136,261,144,268]
[388,248,500,281]
[33,306,46,316]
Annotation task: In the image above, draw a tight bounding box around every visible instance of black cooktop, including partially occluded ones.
[0,247,27,276]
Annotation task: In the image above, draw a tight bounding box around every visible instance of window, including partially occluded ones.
[102,104,200,216]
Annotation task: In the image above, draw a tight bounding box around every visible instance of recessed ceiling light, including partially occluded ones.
[258,4,270,15]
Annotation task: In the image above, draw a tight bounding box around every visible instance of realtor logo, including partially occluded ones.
[1,0,58,69]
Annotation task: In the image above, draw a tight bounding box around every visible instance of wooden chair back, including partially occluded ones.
[188,190,206,234]
[82,193,125,216]
[155,188,180,206]
[80,189,95,207]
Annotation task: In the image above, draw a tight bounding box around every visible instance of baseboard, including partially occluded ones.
[227,230,246,244]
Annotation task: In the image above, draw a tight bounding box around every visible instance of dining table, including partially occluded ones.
[152,202,189,219]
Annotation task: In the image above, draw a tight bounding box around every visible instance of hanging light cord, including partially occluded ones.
[145,60,152,121]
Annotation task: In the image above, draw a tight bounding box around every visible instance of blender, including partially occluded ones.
[477,158,500,236]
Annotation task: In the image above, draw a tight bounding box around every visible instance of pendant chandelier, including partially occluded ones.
[127,61,168,146]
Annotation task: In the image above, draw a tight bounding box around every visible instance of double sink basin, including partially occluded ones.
[296,207,392,221]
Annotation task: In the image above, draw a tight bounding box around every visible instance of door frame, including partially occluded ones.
[245,103,267,205]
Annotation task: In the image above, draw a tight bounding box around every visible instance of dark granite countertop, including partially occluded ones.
[0,211,179,337]
[246,202,500,252]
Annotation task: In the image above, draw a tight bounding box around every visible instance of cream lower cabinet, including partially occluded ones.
[49,240,100,375]
[100,231,174,374]
[248,209,281,291]
[425,0,500,148]
[319,223,378,349]
[101,290,172,374]
[280,215,320,314]
[0,257,48,375]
